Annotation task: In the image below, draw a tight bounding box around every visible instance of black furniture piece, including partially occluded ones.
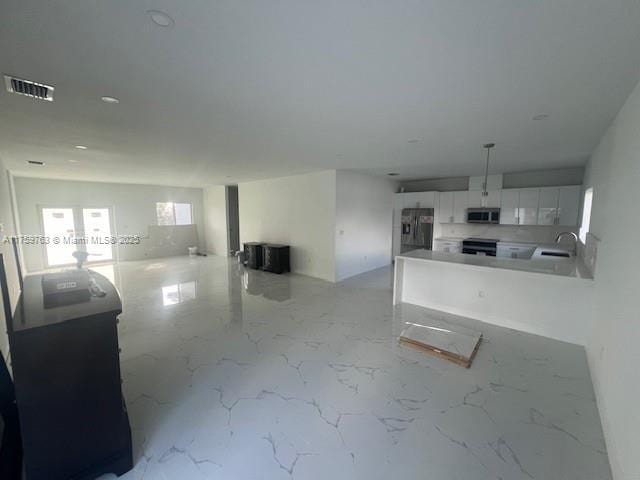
[0,253,22,480]
[0,352,22,480]
[262,244,290,274]
[244,242,264,270]
[8,269,132,480]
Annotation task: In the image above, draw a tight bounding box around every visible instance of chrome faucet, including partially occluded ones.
[555,231,578,250]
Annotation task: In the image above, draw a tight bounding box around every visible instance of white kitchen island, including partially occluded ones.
[393,249,594,345]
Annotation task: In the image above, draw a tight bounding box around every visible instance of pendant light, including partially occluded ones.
[481,143,495,207]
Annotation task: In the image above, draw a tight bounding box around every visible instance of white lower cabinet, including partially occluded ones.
[433,239,462,253]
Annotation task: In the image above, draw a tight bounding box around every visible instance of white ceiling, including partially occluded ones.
[1,1,640,187]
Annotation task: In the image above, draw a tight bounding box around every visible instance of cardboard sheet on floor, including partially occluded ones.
[399,316,482,368]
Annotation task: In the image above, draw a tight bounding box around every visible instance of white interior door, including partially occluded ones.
[82,208,114,262]
[42,208,77,266]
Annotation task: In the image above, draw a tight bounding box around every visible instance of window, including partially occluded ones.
[579,188,593,243]
[156,202,193,226]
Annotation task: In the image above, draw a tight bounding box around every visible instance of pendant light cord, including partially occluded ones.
[482,143,495,197]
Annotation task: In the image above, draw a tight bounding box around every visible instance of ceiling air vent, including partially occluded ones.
[4,75,54,101]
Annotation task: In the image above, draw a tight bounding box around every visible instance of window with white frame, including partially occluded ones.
[156,202,193,226]
[579,188,593,243]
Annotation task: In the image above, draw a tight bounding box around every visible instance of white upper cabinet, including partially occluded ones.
[500,189,520,225]
[401,184,581,227]
[557,185,581,226]
[402,192,420,208]
[537,187,560,225]
[416,191,437,208]
[438,191,454,223]
[468,190,501,208]
[452,191,469,223]
[517,188,540,225]
[400,191,437,209]
[437,190,467,223]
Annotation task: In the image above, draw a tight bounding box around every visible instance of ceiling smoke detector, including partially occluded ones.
[533,114,549,120]
[147,10,174,27]
[4,75,54,101]
[101,96,120,104]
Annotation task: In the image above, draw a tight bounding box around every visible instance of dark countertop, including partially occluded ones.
[11,270,122,333]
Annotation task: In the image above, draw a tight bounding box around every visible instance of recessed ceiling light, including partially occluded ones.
[147,9,174,27]
[533,114,549,120]
[407,139,419,143]
[101,96,120,104]
[68,159,80,163]
[387,173,399,176]
[74,145,88,150]
[27,160,45,166]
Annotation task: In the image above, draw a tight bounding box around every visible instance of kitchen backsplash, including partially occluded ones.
[436,224,579,246]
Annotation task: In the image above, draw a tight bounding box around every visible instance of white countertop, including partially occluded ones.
[397,249,593,279]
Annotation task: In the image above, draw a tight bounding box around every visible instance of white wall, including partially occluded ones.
[14,177,205,272]
[581,80,640,480]
[238,171,336,282]
[0,159,20,363]
[203,186,229,256]
[335,171,395,281]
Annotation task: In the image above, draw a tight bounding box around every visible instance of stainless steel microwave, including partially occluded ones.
[466,208,500,224]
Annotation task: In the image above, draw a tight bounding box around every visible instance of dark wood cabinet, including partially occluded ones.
[262,244,290,274]
[8,271,132,480]
[244,242,264,270]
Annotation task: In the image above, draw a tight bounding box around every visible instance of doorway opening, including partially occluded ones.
[226,186,240,256]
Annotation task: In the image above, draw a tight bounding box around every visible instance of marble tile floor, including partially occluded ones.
[96,256,611,480]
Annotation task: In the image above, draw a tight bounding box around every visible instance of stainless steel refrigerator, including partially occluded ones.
[400,208,434,253]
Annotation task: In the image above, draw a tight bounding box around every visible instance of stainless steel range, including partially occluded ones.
[462,238,499,257]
